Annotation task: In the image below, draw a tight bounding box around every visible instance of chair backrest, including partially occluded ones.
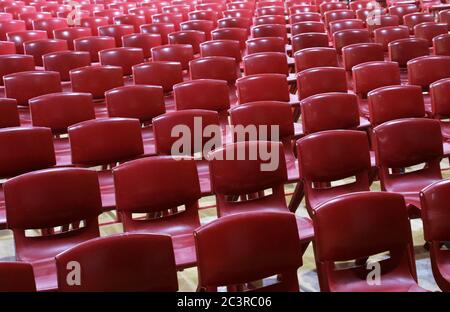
[56,233,178,292]
[407,55,450,90]
[79,16,109,36]
[342,43,384,71]
[324,9,355,27]
[352,61,400,98]
[290,12,321,24]
[372,118,443,186]
[153,109,221,157]
[43,51,91,82]
[32,17,68,38]
[151,44,194,70]
[313,191,416,292]
[374,25,409,51]
[433,34,450,56]
[0,262,36,292]
[6,30,48,54]
[98,24,134,46]
[297,67,347,100]
[70,65,124,99]
[237,73,290,104]
[439,9,450,28]
[329,19,364,35]
[246,36,285,54]
[168,30,206,54]
[414,22,448,47]
[73,36,116,62]
[0,54,35,86]
[255,14,286,26]
[229,101,295,141]
[174,79,230,112]
[291,32,329,52]
[4,70,61,106]
[113,156,201,232]
[133,61,183,93]
[430,78,450,118]
[403,12,434,33]
[333,28,370,54]
[68,118,144,166]
[291,21,325,36]
[0,40,16,54]
[367,14,400,36]
[294,47,338,72]
[140,22,175,45]
[368,85,426,127]
[200,39,242,62]
[189,56,238,83]
[0,20,26,41]
[195,211,302,291]
[113,14,146,32]
[29,92,95,134]
[53,27,92,50]
[211,27,247,50]
[106,85,165,123]
[388,4,419,22]
[99,47,145,76]
[23,38,67,66]
[243,52,289,76]
[122,33,161,59]
[180,20,215,40]
[217,16,252,30]
[388,37,429,67]
[0,127,55,179]
[4,167,102,261]
[0,98,20,128]
[251,24,287,44]
[300,93,360,134]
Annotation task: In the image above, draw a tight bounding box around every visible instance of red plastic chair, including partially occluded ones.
[152,13,183,31]
[106,85,165,124]
[291,32,329,52]
[152,109,220,194]
[42,51,91,82]
[99,47,144,76]
[289,5,318,15]
[324,9,355,27]
[227,2,254,11]
[243,52,290,76]
[246,37,286,54]
[0,40,15,54]
[98,24,134,47]
[114,14,146,33]
[430,78,450,140]
[56,233,178,291]
[296,130,371,214]
[388,38,429,67]
[70,65,124,99]
[73,36,116,63]
[151,44,194,70]
[109,2,137,14]
[251,24,288,44]
[188,10,218,25]
[254,15,286,26]
[32,17,67,39]
[329,19,365,35]
[439,9,450,28]
[433,34,450,56]
[195,211,304,292]
[0,98,20,129]
[300,93,361,135]
[140,23,175,45]
[297,67,347,100]
[133,61,183,93]
[41,3,72,18]
[414,22,448,47]
[180,20,215,40]
[420,180,450,292]
[0,262,36,292]
[367,14,400,36]
[4,167,102,291]
[373,118,443,217]
[356,7,386,23]
[168,30,206,54]
[0,54,35,86]
[407,55,450,90]
[388,4,420,23]
[4,70,61,106]
[113,157,201,270]
[256,6,285,17]
[320,1,348,14]
[290,12,321,24]
[342,43,384,71]
[217,16,252,30]
[353,61,400,99]
[189,56,238,85]
[162,4,190,21]
[236,73,295,104]
[122,33,161,59]
[68,118,145,209]
[53,27,92,50]
[294,47,338,72]
[313,192,427,292]
[79,16,109,36]
[94,9,124,24]
[403,12,434,33]
[23,39,67,66]
[368,85,426,127]
[374,25,410,51]
[291,21,326,36]
[200,39,242,62]
[211,27,247,50]
[6,30,48,54]
[129,7,157,23]
[222,9,253,19]
[0,19,26,40]
[333,29,370,54]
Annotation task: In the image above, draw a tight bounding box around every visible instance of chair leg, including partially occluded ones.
[288,182,304,213]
